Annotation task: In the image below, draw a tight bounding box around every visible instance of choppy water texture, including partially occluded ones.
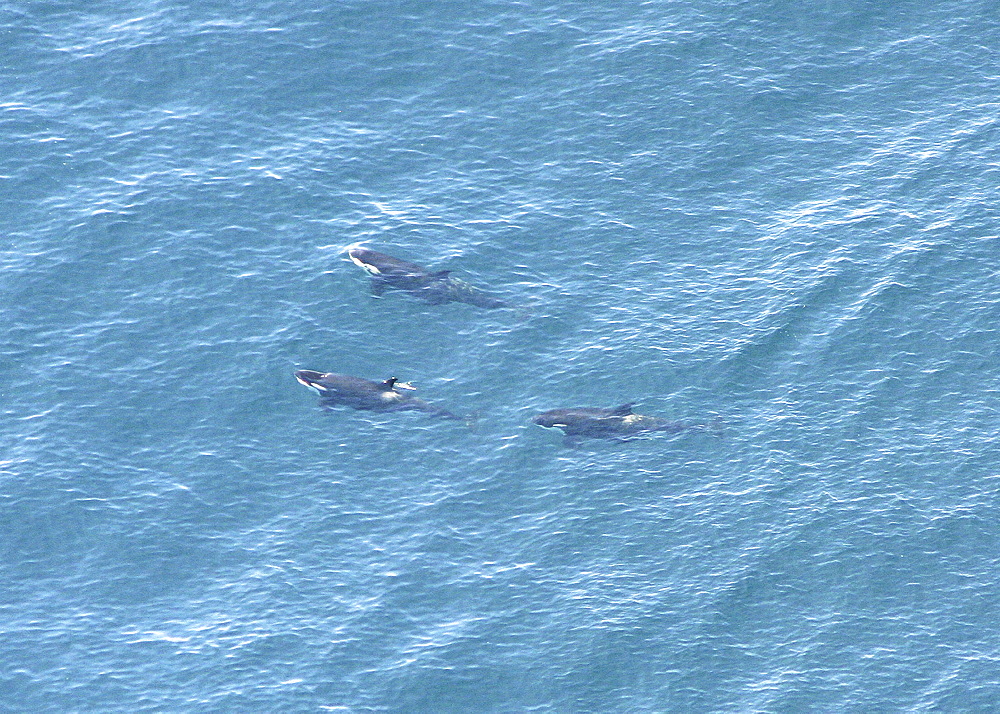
[3,0,1000,711]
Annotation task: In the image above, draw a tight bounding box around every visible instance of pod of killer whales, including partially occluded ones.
[296,247,712,443]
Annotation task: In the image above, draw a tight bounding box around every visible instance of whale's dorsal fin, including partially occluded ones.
[430,269,452,279]
[381,376,416,391]
[611,403,635,416]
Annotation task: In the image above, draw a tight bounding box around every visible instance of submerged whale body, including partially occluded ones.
[294,370,460,419]
[532,403,697,441]
[347,247,509,309]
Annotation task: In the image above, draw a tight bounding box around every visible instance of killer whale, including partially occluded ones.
[347,247,509,309]
[532,403,706,441]
[294,370,460,420]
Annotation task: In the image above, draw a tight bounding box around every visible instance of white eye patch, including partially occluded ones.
[349,254,381,274]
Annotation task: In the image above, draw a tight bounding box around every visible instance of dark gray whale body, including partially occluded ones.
[532,403,694,441]
[347,247,508,309]
[294,370,460,419]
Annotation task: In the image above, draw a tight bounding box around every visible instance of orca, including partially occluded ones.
[532,403,709,442]
[294,370,460,419]
[347,247,509,309]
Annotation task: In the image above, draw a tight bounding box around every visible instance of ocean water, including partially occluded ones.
[3,0,1000,711]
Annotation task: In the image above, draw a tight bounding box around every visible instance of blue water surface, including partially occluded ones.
[3,0,1000,711]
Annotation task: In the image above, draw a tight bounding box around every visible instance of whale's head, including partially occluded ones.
[294,370,331,395]
[347,247,383,275]
[531,411,570,430]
